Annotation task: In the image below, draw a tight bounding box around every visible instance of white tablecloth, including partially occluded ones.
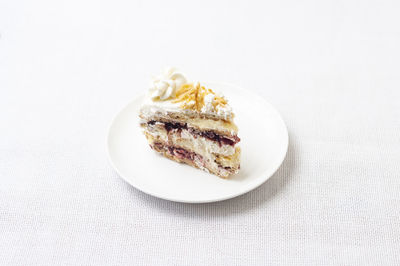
[1,0,400,265]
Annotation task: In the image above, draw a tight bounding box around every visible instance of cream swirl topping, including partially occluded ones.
[150,67,187,100]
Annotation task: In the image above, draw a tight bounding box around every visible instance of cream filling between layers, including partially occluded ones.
[143,124,236,157]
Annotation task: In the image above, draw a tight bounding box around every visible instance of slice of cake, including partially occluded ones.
[139,67,240,178]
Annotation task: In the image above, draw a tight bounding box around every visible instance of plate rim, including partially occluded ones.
[107,82,289,203]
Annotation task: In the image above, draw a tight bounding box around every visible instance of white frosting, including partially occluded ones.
[216,104,232,118]
[140,96,186,117]
[201,93,215,114]
[142,93,233,120]
[144,67,233,120]
[197,92,232,119]
[149,67,187,100]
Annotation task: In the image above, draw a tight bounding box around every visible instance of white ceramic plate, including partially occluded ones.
[107,83,288,203]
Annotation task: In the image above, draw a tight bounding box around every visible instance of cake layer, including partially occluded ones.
[143,123,238,157]
[142,120,240,154]
[140,116,239,141]
[139,109,238,136]
[144,132,239,178]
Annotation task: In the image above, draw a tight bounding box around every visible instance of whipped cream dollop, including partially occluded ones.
[149,67,187,100]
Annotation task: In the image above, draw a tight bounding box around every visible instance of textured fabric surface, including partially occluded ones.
[1,0,400,265]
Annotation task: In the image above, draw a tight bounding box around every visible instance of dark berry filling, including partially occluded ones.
[148,120,240,146]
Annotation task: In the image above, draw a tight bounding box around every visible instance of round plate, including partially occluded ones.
[107,82,288,203]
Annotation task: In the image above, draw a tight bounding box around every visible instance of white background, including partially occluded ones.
[1,0,400,265]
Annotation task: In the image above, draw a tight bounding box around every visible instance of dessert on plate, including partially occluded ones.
[139,67,240,178]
